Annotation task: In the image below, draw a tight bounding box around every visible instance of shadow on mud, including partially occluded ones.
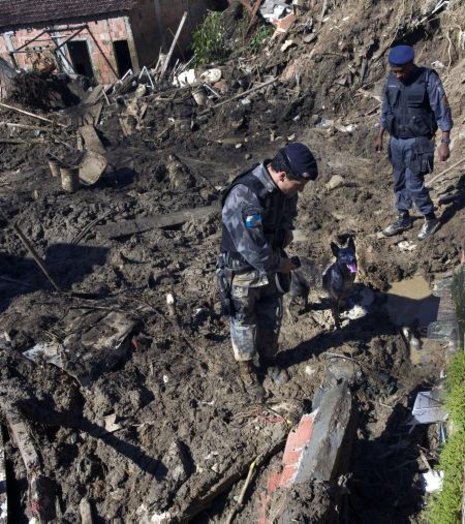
[278,290,440,368]
[100,167,137,188]
[0,243,109,312]
[18,391,167,479]
[438,173,465,227]
[348,397,428,523]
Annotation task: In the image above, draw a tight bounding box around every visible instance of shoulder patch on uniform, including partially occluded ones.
[244,213,262,229]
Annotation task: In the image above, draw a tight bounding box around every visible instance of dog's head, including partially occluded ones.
[330,237,357,274]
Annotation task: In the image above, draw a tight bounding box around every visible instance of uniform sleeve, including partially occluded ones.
[380,79,392,130]
[222,185,283,274]
[427,71,453,131]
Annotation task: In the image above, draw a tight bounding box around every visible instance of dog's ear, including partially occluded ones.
[347,237,355,251]
[330,242,339,256]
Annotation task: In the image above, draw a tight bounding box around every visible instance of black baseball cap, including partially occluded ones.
[280,143,318,181]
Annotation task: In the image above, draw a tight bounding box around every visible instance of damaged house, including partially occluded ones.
[0,0,219,84]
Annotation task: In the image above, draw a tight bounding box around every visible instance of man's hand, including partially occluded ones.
[374,134,384,153]
[437,143,450,161]
[280,258,297,274]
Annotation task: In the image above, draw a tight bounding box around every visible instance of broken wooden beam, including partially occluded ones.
[13,223,62,293]
[97,204,217,239]
[159,12,188,79]
[2,402,55,522]
[199,78,277,115]
[427,156,465,188]
[0,101,66,127]
[78,124,106,155]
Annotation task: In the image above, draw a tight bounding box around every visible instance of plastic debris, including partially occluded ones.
[411,390,447,425]
[420,470,444,493]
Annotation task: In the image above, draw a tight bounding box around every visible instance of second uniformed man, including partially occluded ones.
[219,143,318,399]
[375,44,453,240]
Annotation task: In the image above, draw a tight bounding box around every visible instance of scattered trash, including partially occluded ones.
[24,311,136,387]
[260,0,293,23]
[104,413,122,433]
[411,390,447,425]
[420,470,444,493]
[176,68,198,87]
[325,174,345,190]
[397,240,417,252]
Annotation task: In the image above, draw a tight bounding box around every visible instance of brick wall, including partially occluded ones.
[0,0,222,84]
[0,16,135,84]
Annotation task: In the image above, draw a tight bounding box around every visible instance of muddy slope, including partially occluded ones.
[0,0,464,522]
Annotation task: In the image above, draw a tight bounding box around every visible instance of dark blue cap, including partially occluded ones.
[282,143,318,180]
[388,45,415,66]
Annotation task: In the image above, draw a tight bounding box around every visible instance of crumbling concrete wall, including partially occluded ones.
[128,0,160,69]
[0,16,133,84]
[0,0,222,84]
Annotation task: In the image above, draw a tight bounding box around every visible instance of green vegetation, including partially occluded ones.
[424,351,465,524]
[192,11,227,66]
[192,11,273,65]
[248,23,273,54]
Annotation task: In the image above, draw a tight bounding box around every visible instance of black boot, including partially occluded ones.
[261,358,289,385]
[417,218,440,240]
[382,213,412,237]
[238,361,265,401]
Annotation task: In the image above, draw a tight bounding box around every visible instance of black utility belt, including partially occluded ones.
[392,134,433,140]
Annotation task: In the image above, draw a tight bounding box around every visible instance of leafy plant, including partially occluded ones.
[248,23,273,54]
[192,11,226,66]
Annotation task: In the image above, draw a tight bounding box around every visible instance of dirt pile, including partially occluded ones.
[0,0,464,522]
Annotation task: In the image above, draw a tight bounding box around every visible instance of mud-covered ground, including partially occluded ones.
[0,0,464,522]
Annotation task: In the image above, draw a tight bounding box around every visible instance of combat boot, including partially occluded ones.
[238,361,265,401]
[417,218,440,240]
[261,358,289,386]
[382,213,412,237]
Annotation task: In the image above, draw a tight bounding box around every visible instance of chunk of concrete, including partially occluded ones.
[259,381,353,523]
[302,380,352,481]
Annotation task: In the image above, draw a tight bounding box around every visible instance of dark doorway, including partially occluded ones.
[113,40,133,77]
[67,40,93,78]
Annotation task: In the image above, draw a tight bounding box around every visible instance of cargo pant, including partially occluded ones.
[389,136,435,216]
[229,273,283,363]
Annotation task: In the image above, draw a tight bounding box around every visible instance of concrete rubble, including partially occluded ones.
[259,381,353,522]
[0,0,464,521]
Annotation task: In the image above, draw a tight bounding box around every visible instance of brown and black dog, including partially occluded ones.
[322,237,358,329]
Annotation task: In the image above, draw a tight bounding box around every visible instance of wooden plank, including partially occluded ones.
[97,204,218,239]
[159,12,188,79]
[79,125,106,155]
[0,101,65,127]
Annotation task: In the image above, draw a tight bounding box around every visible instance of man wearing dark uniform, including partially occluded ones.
[375,44,453,240]
[218,143,318,399]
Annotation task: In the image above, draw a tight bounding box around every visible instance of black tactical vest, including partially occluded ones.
[385,67,438,139]
[220,166,290,265]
